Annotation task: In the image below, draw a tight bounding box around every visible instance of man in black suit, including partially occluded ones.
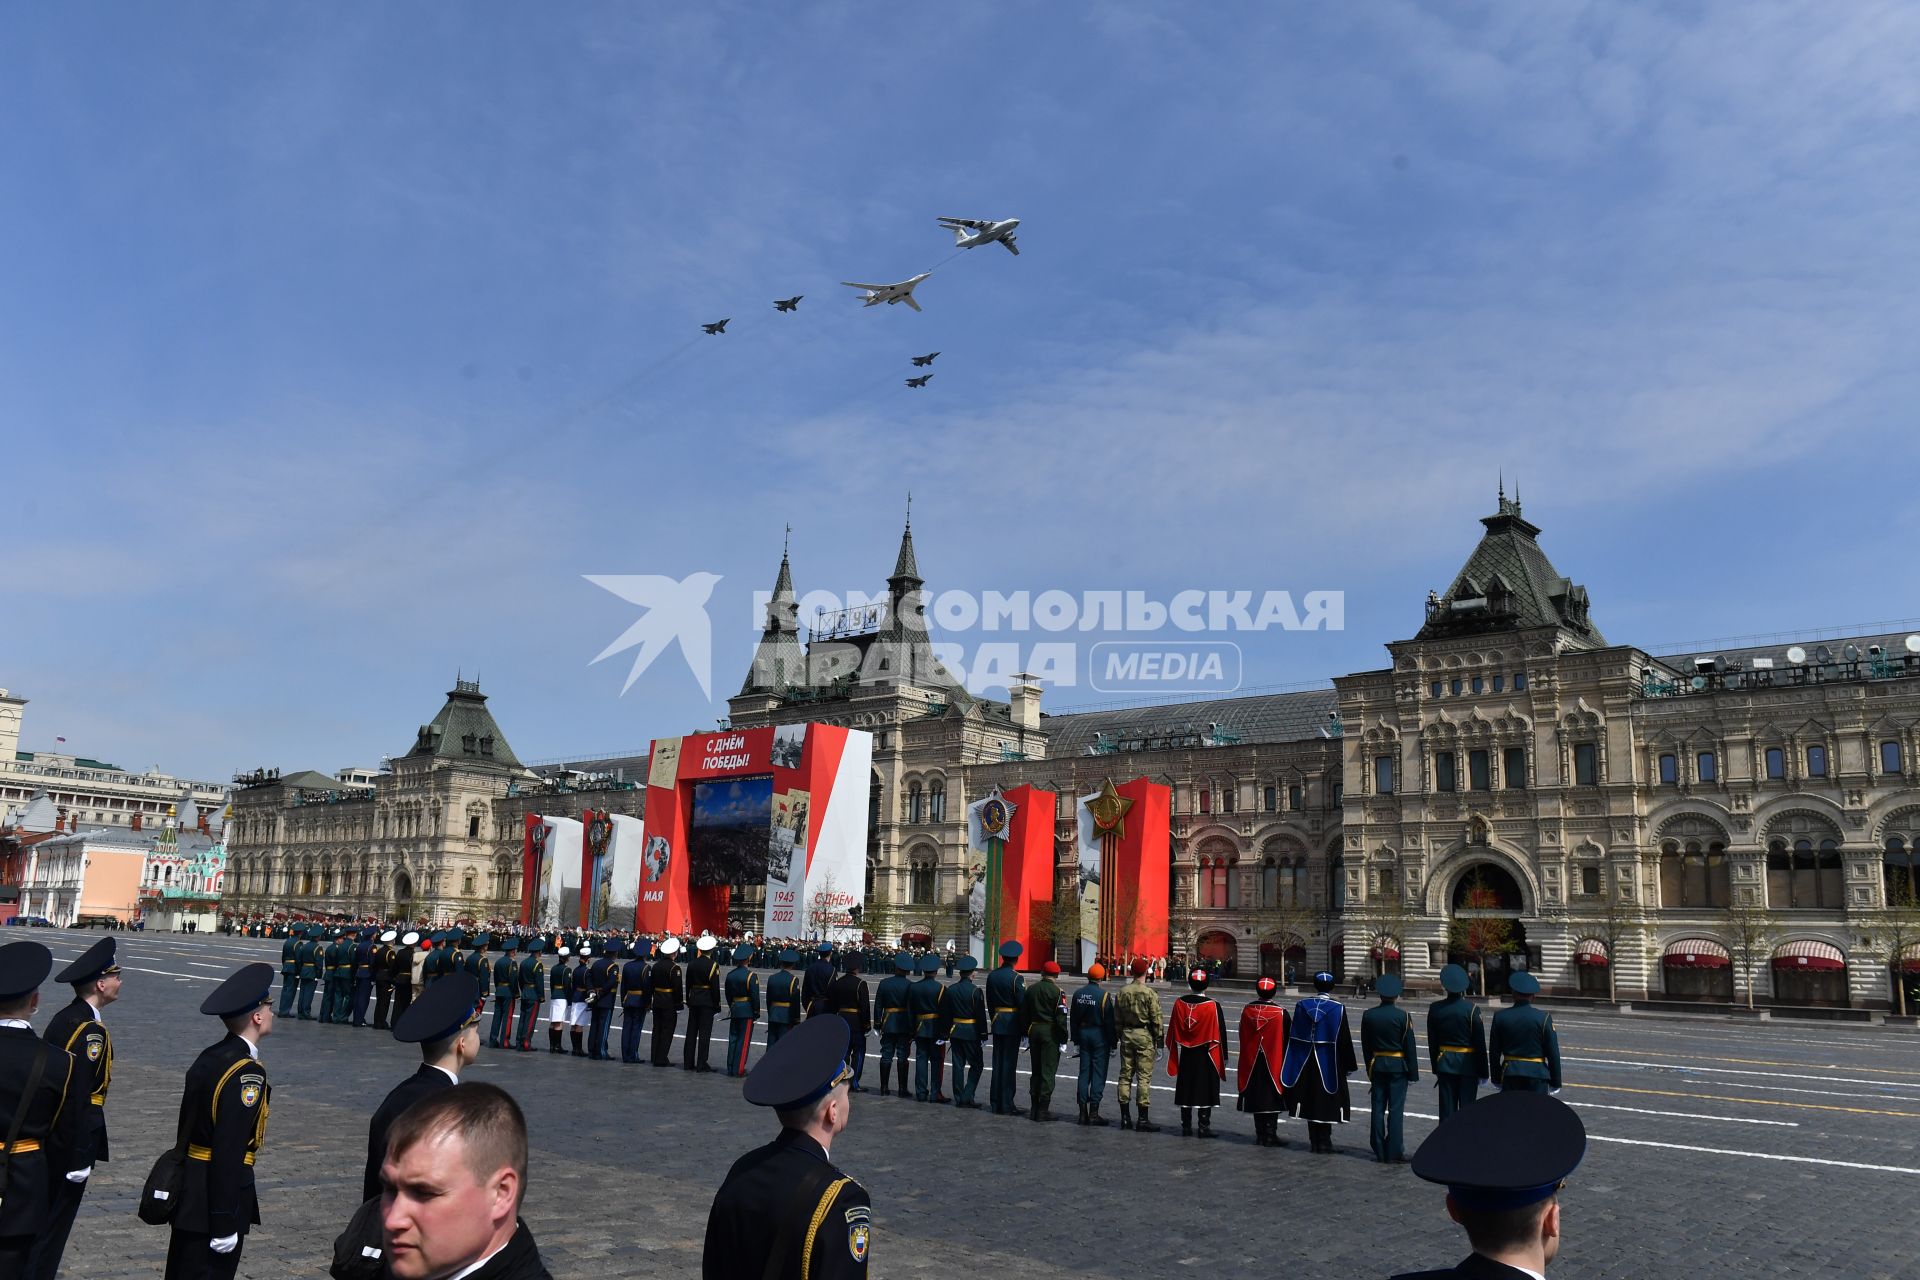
[362,973,483,1203]
[167,962,276,1280]
[27,936,120,1280]
[1391,1090,1587,1280]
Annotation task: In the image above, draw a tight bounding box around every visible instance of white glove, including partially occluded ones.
[1549,1088,1562,1096]
[210,1235,239,1254]
[65,1166,92,1183]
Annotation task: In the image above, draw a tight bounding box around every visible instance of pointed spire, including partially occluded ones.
[739,535,805,696]
[889,499,921,587]
[1498,471,1505,508]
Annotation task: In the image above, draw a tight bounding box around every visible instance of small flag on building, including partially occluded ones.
[54,737,65,744]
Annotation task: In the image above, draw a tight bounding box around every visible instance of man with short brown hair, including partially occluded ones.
[379,1083,549,1280]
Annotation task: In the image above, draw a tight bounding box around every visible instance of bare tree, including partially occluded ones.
[1357,867,1418,982]
[1865,883,1920,1017]
[805,872,842,941]
[1723,900,1776,1011]
[1447,870,1520,997]
[1572,862,1642,1004]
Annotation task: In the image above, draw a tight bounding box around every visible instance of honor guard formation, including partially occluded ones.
[0,920,1582,1279]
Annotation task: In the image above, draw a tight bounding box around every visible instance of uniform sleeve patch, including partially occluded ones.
[85,1035,104,1062]
[848,1223,869,1263]
[240,1082,262,1108]
[844,1205,870,1225]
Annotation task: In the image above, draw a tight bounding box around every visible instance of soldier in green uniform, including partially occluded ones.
[391,930,419,1023]
[1427,963,1488,1120]
[1113,959,1164,1132]
[1019,960,1068,1122]
[765,950,802,1048]
[873,955,914,1098]
[296,927,323,1020]
[316,929,339,1025]
[515,938,545,1051]
[940,955,986,1108]
[724,944,761,1077]
[984,941,1026,1116]
[276,930,299,1017]
[371,930,399,1031]
[330,929,357,1023]
[907,954,948,1103]
[1489,972,1561,1094]
[1361,973,1420,1163]
[488,938,518,1048]
[466,933,492,1013]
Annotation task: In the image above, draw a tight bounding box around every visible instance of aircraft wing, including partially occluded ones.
[902,293,922,312]
[1001,238,1019,256]
[938,216,990,229]
[841,281,890,290]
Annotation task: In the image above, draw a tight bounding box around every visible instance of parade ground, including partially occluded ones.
[45,930,1920,1279]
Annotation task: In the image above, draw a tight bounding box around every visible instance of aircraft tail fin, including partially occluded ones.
[954,226,970,247]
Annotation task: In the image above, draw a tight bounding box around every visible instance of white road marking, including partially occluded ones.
[1561,1100,1795,1127]
[1570,1054,1920,1091]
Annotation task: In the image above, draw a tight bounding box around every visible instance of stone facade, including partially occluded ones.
[0,686,228,832]
[222,680,528,924]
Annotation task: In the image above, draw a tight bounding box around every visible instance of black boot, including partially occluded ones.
[1120,1102,1135,1130]
[1077,1103,1089,1125]
[878,1074,890,1098]
[1036,1106,1057,1122]
[1136,1104,1160,1133]
[548,1027,563,1053]
[570,1029,586,1057]
[1180,1106,1193,1136]
[1197,1107,1216,1138]
[1087,1100,1111,1127]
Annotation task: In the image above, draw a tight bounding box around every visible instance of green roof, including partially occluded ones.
[1416,497,1603,645]
[406,681,522,769]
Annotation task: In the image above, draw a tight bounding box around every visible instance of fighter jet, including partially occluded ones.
[905,374,933,388]
[938,216,1020,255]
[840,272,931,312]
[702,319,729,335]
[774,296,802,312]
[911,352,939,368]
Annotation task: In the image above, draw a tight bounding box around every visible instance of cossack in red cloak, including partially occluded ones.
[1166,995,1224,1079]
[1237,1001,1287,1094]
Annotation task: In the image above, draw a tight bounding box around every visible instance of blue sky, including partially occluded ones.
[6,3,1919,781]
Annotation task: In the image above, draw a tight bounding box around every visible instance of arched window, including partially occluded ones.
[1768,838,1844,908]
[1660,840,1730,908]
[927,780,946,824]
[462,871,477,896]
[909,856,936,906]
[907,783,924,825]
[1886,836,1919,906]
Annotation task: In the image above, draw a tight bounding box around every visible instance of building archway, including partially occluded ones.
[1448,862,1529,994]
[1194,929,1239,978]
[1259,932,1308,981]
[392,870,415,918]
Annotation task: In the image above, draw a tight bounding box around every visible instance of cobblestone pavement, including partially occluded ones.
[30,931,1920,1278]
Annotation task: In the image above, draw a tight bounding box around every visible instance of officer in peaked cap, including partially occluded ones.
[619,938,653,1064]
[391,931,420,1024]
[360,973,484,1204]
[1362,973,1419,1163]
[488,937,519,1049]
[684,935,724,1072]
[941,954,987,1108]
[372,929,400,1031]
[1391,1091,1587,1279]
[650,937,686,1066]
[1428,964,1489,1121]
[0,942,79,1275]
[873,953,915,1098]
[1490,972,1561,1095]
[764,950,803,1049]
[514,937,546,1052]
[724,944,761,1078]
[802,942,836,1012]
[29,937,122,1279]
[349,928,377,1027]
[703,1016,870,1279]
[165,963,276,1279]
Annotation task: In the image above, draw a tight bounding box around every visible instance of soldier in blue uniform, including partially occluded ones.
[1279,971,1358,1154]
[907,955,948,1103]
[1361,973,1420,1163]
[873,954,915,1098]
[296,927,324,1020]
[802,942,835,1010]
[545,945,573,1055]
[724,944,762,1077]
[940,956,986,1108]
[702,1016,869,1280]
[465,933,493,1028]
[589,941,621,1061]
[331,928,357,1023]
[1428,963,1489,1120]
[489,938,519,1048]
[371,930,399,1031]
[349,928,376,1027]
[514,938,545,1051]
[1393,1091,1587,1280]
[820,953,873,1091]
[620,939,652,1063]
[1070,963,1118,1126]
[276,930,299,1016]
[984,941,1026,1116]
[650,937,686,1066]
[765,950,802,1048]
[316,929,339,1025]
[685,935,725,1072]
[1489,972,1561,1094]
[165,962,275,1280]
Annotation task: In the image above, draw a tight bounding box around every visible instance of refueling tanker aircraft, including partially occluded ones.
[938,215,1020,255]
